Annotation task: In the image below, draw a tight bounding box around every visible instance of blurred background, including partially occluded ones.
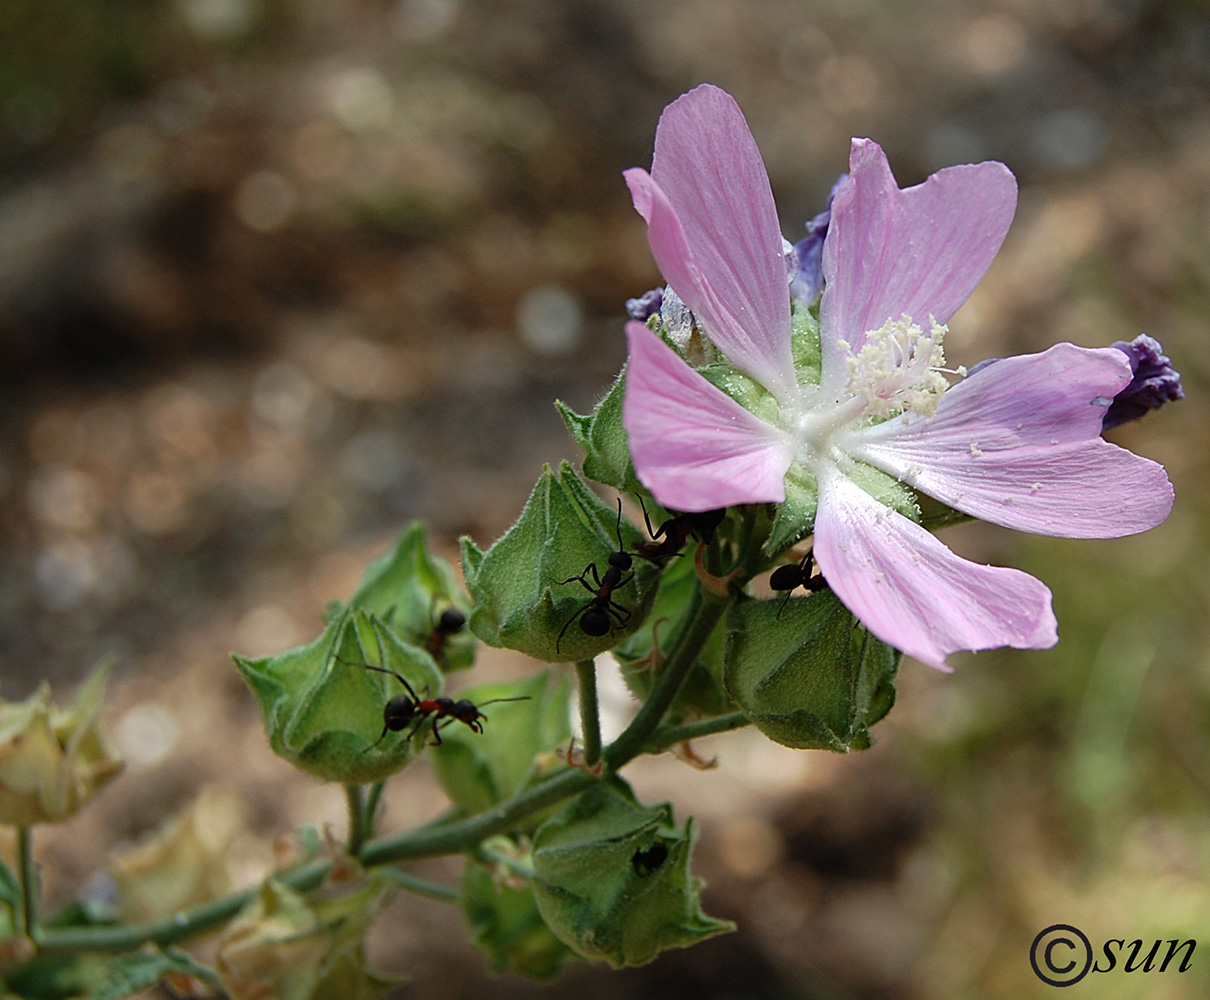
[1,0,1208,996]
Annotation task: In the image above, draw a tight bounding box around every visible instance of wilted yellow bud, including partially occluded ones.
[0,663,124,825]
[216,878,397,1000]
[110,786,241,923]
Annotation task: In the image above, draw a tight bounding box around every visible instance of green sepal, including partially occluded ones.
[790,297,822,386]
[461,857,578,980]
[89,946,223,1000]
[612,552,733,723]
[724,590,900,751]
[429,670,572,818]
[333,521,475,673]
[555,370,644,493]
[460,462,660,662]
[765,465,819,557]
[234,609,443,783]
[916,491,974,531]
[531,776,734,968]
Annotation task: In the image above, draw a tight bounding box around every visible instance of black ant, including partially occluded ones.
[633,498,726,564]
[556,498,634,654]
[423,606,466,667]
[769,548,830,617]
[631,842,669,877]
[348,658,528,746]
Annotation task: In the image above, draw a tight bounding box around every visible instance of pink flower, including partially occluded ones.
[622,84,1174,670]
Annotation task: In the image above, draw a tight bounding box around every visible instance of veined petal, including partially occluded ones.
[623,322,793,511]
[844,344,1175,538]
[820,139,1017,394]
[625,84,796,402]
[812,467,1057,671]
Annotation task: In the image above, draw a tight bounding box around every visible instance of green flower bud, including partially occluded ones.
[460,462,659,663]
[339,521,475,673]
[612,552,733,723]
[555,371,642,493]
[234,609,443,783]
[461,855,577,980]
[530,776,733,968]
[429,670,571,818]
[724,590,900,751]
[0,662,123,826]
[215,877,396,1000]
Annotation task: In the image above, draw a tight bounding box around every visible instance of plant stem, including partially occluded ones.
[345,784,366,855]
[603,587,730,771]
[575,659,601,766]
[649,711,750,751]
[377,867,459,902]
[16,826,36,939]
[364,780,386,834]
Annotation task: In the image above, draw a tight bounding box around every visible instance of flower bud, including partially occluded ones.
[724,590,900,751]
[556,375,645,493]
[341,521,475,673]
[235,609,443,783]
[460,462,660,663]
[0,662,123,826]
[530,776,733,968]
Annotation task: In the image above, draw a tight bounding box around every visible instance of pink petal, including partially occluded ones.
[812,467,1058,671]
[819,139,1017,394]
[625,84,796,402]
[845,344,1175,538]
[623,322,793,511]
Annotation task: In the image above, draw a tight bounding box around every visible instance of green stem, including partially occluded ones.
[359,764,595,867]
[474,842,535,880]
[37,858,332,954]
[377,867,459,902]
[345,784,366,855]
[603,586,730,771]
[16,826,36,939]
[650,711,750,752]
[363,781,386,835]
[575,659,601,766]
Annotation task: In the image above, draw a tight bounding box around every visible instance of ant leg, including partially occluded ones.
[556,603,591,654]
[557,564,603,591]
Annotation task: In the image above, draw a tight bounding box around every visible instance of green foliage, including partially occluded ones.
[461,858,578,980]
[460,462,660,662]
[724,590,900,751]
[429,671,572,818]
[234,609,443,783]
[530,776,734,968]
[88,947,222,1000]
[339,521,476,672]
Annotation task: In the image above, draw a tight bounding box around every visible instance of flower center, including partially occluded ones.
[838,314,958,419]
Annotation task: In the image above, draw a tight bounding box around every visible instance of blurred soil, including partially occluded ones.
[3,0,1210,998]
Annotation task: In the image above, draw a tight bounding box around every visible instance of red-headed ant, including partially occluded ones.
[769,549,830,618]
[423,606,466,667]
[632,498,726,564]
[556,498,634,654]
[348,659,528,746]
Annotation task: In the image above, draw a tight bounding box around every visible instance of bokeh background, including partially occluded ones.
[2,0,1208,997]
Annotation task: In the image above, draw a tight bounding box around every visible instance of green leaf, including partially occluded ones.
[765,464,819,557]
[461,462,660,662]
[612,552,733,723]
[724,590,901,751]
[531,776,734,968]
[234,609,443,783]
[341,522,475,672]
[555,371,643,492]
[461,859,577,980]
[429,671,572,818]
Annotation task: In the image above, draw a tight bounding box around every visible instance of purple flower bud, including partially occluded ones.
[625,287,664,321]
[790,174,848,304]
[1102,334,1184,430]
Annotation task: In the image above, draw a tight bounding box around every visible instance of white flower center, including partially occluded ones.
[838,314,957,419]
[790,314,962,468]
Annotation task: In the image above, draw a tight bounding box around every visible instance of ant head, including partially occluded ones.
[383,694,418,731]
[437,607,466,634]
[579,607,612,637]
[608,550,632,571]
